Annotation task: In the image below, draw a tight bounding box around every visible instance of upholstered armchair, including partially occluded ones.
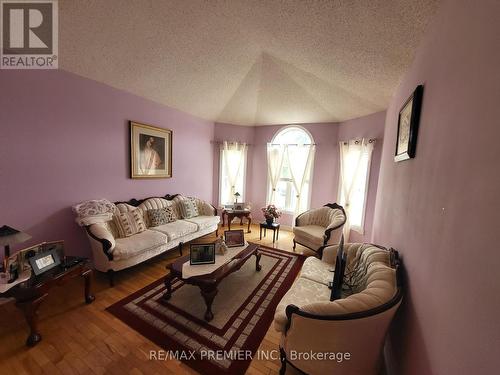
[293,203,346,255]
[274,243,403,375]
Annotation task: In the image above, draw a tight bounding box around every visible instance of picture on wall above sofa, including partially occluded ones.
[130,121,172,178]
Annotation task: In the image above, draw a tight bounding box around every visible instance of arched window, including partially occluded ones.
[267,126,315,214]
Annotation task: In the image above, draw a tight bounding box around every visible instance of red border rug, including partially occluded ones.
[107,245,305,374]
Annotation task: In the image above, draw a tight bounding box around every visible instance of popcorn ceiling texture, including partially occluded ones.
[59,0,439,125]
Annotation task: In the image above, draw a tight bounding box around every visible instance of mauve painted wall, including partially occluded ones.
[338,111,385,242]
[372,1,500,374]
[0,70,215,258]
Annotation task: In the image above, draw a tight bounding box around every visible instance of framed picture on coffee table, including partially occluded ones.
[130,121,172,179]
[224,229,245,247]
[190,244,216,265]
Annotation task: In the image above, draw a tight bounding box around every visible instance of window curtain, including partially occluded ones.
[287,144,316,217]
[266,144,286,203]
[338,138,375,242]
[220,141,247,205]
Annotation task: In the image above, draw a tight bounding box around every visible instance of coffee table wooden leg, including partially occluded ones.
[255,250,262,271]
[162,274,174,301]
[200,286,218,321]
[16,293,47,347]
[82,268,95,304]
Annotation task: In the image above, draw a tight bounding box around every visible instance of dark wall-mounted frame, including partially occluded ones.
[395,85,424,162]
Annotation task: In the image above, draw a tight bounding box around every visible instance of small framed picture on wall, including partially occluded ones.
[395,85,424,162]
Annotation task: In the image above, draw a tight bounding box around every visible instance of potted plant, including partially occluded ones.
[261,204,282,225]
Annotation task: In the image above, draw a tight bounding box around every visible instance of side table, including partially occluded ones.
[0,256,95,347]
[260,222,280,243]
[222,209,252,233]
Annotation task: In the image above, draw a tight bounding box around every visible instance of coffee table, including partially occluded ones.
[162,243,261,321]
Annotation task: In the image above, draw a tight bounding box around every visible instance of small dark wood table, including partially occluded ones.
[0,256,94,347]
[222,209,252,233]
[162,243,260,321]
[260,222,281,243]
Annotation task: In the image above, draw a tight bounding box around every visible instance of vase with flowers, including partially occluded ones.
[261,204,282,225]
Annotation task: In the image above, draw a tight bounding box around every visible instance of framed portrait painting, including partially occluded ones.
[130,121,172,178]
[395,85,423,162]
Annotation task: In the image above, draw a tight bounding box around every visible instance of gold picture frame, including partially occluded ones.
[130,121,172,178]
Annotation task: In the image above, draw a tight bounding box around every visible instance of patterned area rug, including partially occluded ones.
[107,245,305,374]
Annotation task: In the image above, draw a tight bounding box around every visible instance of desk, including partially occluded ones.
[259,222,280,243]
[0,256,94,346]
[222,209,252,233]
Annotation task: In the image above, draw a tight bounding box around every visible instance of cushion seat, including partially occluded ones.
[300,256,334,286]
[150,220,198,241]
[184,215,220,231]
[293,225,325,247]
[274,277,331,332]
[113,230,168,260]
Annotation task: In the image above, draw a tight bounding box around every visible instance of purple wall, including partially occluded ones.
[0,70,215,258]
[372,1,500,374]
[338,111,385,242]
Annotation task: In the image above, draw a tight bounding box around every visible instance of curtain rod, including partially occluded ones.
[341,138,377,145]
[211,141,253,146]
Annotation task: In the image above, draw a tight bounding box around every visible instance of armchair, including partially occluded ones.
[293,203,346,256]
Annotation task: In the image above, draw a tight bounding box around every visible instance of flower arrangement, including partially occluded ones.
[261,204,282,223]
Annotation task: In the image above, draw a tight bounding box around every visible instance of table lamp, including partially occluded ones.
[234,192,241,203]
[0,225,32,272]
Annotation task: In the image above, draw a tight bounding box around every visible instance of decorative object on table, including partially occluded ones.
[190,243,216,265]
[261,204,282,225]
[0,225,31,280]
[16,243,44,272]
[223,204,234,210]
[395,84,423,162]
[28,248,61,276]
[214,236,227,255]
[234,202,245,211]
[234,191,241,203]
[130,121,172,179]
[42,240,65,262]
[224,229,245,247]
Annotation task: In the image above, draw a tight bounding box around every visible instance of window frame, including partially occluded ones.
[218,143,247,207]
[268,126,315,214]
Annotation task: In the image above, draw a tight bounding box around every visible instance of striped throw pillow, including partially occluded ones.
[113,209,146,238]
[180,198,199,219]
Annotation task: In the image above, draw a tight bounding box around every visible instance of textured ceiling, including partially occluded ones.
[60,0,439,125]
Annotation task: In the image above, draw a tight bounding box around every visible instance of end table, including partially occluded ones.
[222,209,252,233]
[0,256,94,347]
[260,222,280,243]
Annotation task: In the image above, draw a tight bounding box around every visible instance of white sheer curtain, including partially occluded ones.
[287,144,316,216]
[219,141,247,205]
[338,138,375,242]
[266,144,286,203]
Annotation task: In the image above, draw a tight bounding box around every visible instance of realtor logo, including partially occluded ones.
[1,0,58,69]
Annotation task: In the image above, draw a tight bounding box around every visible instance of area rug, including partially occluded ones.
[107,245,305,375]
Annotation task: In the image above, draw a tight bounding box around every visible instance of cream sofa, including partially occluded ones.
[274,243,403,375]
[81,194,219,285]
[293,203,346,256]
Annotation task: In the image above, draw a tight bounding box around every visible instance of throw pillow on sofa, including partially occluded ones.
[114,209,147,237]
[148,207,176,227]
[180,198,199,219]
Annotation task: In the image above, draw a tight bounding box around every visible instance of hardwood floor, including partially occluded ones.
[0,224,315,374]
